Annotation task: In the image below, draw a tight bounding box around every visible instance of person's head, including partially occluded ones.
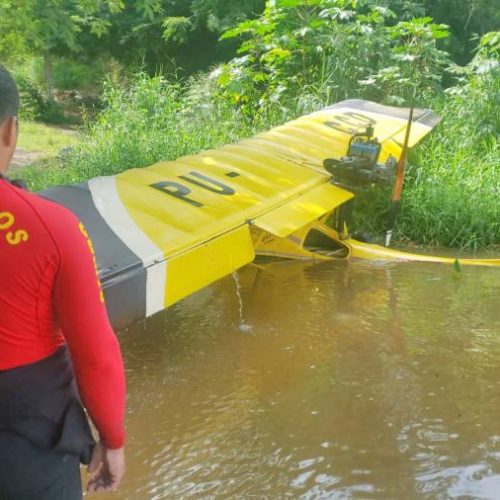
[0,65,20,174]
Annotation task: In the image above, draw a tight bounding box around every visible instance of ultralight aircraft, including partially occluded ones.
[41,100,500,328]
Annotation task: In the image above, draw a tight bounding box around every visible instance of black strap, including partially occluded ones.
[0,347,95,464]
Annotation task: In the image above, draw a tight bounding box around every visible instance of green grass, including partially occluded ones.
[17,121,80,155]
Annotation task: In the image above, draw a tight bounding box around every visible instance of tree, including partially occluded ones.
[0,0,124,98]
[424,0,500,63]
[361,17,451,105]
[78,0,266,75]
[216,0,399,114]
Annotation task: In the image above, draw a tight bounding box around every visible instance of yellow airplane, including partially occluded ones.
[41,99,500,328]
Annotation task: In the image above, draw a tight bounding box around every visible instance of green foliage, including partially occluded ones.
[0,0,123,60]
[50,60,105,90]
[162,17,193,44]
[361,17,451,104]
[17,56,107,91]
[2,0,496,80]
[446,31,499,142]
[191,0,265,32]
[400,32,499,249]
[14,75,47,121]
[83,0,265,74]
[20,73,264,191]
[12,73,65,123]
[0,0,124,100]
[216,0,453,115]
[422,0,500,64]
[355,32,500,249]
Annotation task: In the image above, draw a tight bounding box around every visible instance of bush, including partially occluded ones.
[20,73,268,191]
[14,72,69,124]
[355,33,500,250]
[27,56,107,92]
[14,74,47,121]
[399,33,500,249]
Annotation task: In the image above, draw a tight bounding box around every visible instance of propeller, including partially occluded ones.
[385,100,415,247]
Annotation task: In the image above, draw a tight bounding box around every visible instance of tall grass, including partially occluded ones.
[336,53,500,251]
[353,135,499,250]
[20,74,269,191]
[395,63,499,250]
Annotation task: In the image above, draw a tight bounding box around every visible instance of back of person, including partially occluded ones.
[0,179,92,499]
[0,179,66,369]
[0,66,126,500]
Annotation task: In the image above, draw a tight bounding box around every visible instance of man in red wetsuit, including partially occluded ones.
[0,66,126,498]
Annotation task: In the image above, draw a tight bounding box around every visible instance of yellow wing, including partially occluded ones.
[41,99,440,327]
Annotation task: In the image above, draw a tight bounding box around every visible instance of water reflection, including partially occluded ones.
[114,260,500,499]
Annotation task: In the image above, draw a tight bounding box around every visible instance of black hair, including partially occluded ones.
[0,65,20,125]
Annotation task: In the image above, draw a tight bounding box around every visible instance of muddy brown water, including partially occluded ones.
[109,259,500,499]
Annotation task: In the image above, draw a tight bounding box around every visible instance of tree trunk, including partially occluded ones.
[43,51,54,101]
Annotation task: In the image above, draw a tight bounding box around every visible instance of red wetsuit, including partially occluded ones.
[0,177,125,449]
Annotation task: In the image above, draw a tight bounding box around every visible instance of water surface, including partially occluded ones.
[114,260,500,499]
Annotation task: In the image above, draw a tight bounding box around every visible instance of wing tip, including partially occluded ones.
[325,99,441,129]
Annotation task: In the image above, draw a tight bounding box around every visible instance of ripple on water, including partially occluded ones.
[118,261,500,498]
